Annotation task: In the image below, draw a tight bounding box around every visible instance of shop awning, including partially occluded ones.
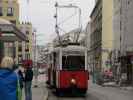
[0,18,28,42]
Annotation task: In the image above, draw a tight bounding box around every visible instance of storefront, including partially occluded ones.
[126,52,133,85]
[0,18,27,63]
[119,53,133,85]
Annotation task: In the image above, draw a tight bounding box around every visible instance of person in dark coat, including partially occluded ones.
[18,69,24,89]
[24,67,33,100]
[0,57,17,100]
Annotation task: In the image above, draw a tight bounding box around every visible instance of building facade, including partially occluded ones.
[0,0,33,65]
[113,0,133,84]
[0,0,20,63]
[0,20,27,64]
[102,0,113,70]
[90,0,113,82]
[0,0,19,25]
[90,0,102,82]
[18,22,33,64]
[114,0,133,53]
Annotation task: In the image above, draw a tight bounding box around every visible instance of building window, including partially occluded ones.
[0,7,2,16]
[26,31,29,35]
[18,56,22,64]
[27,40,29,43]
[18,46,22,52]
[10,20,16,25]
[7,7,14,16]
[28,54,30,59]
[25,44,29,52]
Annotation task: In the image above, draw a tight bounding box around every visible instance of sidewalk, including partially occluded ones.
[103,82,133,91]
[89,81,133,100]
[90,76,133,92]
[32,82,48,100]
[22,75,48,100]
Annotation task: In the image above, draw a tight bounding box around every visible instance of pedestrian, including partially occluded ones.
[18,69,24,89]
[24,66,33,100]
[0,56,18,100]
[13,58,19,70]
[18,68,24,100]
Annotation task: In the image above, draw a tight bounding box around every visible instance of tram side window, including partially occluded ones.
[62,56,85,70]
[53,52,56,67]
[49,54,53,68]
[53,52,59,68]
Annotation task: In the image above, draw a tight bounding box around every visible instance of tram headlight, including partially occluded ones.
[71,78,76,85]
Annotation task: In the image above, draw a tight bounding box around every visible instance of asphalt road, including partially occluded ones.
[34,75,133,100]
[46,82,133,100]
[47,88,99,100]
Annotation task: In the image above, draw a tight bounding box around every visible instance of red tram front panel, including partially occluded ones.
[58,70,88,89]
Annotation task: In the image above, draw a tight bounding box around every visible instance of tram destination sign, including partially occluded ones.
[63,50,84,56]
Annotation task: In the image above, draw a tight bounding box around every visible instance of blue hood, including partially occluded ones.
[0,69,17,100]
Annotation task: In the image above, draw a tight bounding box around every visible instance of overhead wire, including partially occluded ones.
[58,8,77,25]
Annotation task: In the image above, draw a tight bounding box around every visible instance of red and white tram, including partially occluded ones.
[47,44,89,95]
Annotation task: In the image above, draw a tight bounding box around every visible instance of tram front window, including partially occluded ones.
[62,56,85,70]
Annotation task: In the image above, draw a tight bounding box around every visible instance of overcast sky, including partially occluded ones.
[19,0,95,45]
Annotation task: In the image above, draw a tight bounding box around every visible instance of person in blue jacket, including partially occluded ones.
[0,56,18,100]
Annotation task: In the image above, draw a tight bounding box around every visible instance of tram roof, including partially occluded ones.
[53,45,87,52]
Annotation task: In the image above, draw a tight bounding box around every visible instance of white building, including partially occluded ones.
[113,0,133,84]
[113,0,133,55]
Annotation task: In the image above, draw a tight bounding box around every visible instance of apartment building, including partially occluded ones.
[113,0,133,84]
[89,0,113,82]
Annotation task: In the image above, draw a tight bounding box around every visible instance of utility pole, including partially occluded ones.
[54,2,62,46]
